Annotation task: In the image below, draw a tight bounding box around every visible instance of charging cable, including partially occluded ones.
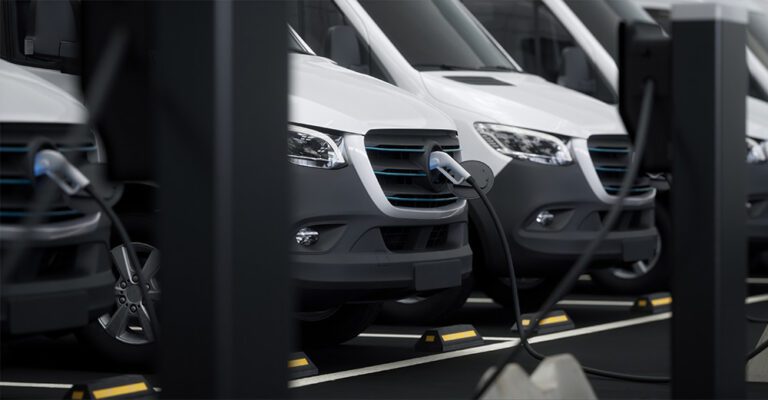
[33,149,160,341]
[429,80,671,397]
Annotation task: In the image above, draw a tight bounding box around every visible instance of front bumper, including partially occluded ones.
[471,159,658,278]
[290,165,472,311]
[748,163,768,247]
[1,213,114,335]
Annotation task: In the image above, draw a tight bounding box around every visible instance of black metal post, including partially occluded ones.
[671,3,748,398]
[154,1,290,397]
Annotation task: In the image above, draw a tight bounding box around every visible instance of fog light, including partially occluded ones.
[536,210,555,227]
[295,228,319,246]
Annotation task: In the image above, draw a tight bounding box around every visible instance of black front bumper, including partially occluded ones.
[471,159,658,278]
[1,213,114,335]
[290,165,472,311]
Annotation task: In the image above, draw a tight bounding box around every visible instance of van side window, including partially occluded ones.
[287,0,393,84]
[463,0,616,104]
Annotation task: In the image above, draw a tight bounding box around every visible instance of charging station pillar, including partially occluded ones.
[154,1,289,397]
[670,4,748,397]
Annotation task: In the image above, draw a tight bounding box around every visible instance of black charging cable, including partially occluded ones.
[83,185,160,341]
[472,80,667,399]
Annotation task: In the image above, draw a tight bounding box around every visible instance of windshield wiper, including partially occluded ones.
[477,65,515,71]
[413,63,515,72]
[413,63,482,71]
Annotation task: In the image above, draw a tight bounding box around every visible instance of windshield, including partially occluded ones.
[358,0,518,71]
[564,0,656,62]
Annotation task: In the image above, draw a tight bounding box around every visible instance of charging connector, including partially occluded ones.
[429,151,471,185]
[33,149,92,195]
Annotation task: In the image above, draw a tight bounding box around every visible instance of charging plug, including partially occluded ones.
[33,149,91,195]
[429,151,471,184]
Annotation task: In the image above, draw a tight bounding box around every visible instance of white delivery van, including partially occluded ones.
[463,0,768,291]
[288,0,659,313]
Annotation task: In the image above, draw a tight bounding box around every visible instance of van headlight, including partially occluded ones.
[474,122,573,166]
[747,138,767,164]
[287,126,347,169]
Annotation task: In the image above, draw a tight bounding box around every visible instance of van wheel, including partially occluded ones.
[377,278,473,324]
[77,242,159,366]
[298,304,380,348]
[591,204,671,294]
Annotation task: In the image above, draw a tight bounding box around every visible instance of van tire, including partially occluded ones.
[299,304,381,348]
[591,203,671,294]
[377,278,473,324]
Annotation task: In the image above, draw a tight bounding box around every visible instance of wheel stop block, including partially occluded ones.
[511,310,574,336]
[631,292,672,314]
[64,375,155,399]
[288,352,318,379]
[415,324,484,352]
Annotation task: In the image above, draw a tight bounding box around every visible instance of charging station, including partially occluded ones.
[670,4,748,397]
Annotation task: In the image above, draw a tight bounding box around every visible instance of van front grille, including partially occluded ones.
[0,123,94,224]
[365,129,461,209]
[587,135,652,196]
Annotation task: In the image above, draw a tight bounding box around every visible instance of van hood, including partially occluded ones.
[0,59,85,124]
[289,54,454,134]
[748,96,768,141]
[421,71,626,138]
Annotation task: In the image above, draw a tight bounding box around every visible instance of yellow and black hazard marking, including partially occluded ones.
[288,352,318,379]
[64,375,155,400]
[631,292,672,314]
[511,310,575,336]
[415,324,484,353]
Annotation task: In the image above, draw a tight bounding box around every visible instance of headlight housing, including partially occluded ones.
[747,138,767,164]
[287,126,347,169]
[474,122,573,166]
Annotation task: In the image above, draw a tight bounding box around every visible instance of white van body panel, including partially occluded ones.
[0,59,85,123]
[289,54,455,135]
[420,71,625,139]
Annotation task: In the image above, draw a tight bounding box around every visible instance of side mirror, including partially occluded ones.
[557,47,595,95]
[24,0,80,59]
[449,160,494,200]
[324,25,366,73]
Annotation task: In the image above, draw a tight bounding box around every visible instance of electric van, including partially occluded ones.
[288,0,659,314]
[0,1,117,337]
[463,0,768,291]
[285,29,473,346]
